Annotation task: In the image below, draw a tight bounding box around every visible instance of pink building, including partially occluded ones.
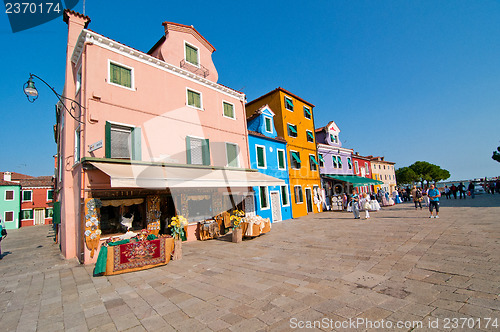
[56,10,281,263]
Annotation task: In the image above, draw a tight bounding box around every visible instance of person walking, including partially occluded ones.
[0,218,6,259]
[362,193,371,219]
[428,184,441,218]
[458,182,466,199]
[450,184,458,199]
[444,185,450,199]
[351,189,360,219]
[468,182,475,199]
[422,186,429,207]
[411,186,423,209]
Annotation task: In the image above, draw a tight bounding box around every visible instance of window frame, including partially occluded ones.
[45,208,53,219]
[264,116,273,133]
[284,96,294,111]
[259,186,270,210]
[21,209,33,220]
[355,160,359,174]
[306,130,314,143]
[318,153,324,168]
[255,145,267,169]
[347,157,353,170]
[309,154,318,172]
[222,100,235,120]
[186,135,210,166]
[4,211,14,222]
[294,185,303,204]
[277,148,286,170]
[303,106,312,120]
[47,190,54,201]
[184,41,200,67]
[105,121,141,161]
[108,60,134,90]
[332,155,338,169]
[365,162,369,176]
[225,142,239,168]
[5,190,14,201]
[280,185,290,206]
[290,150,301,170]
[74,126,80,164]
[22,190,32,202]
[287,123,298,138]
[186,88,203,110]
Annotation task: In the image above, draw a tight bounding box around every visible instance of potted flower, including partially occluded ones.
[231,210,244,243]
[169,215,187,260]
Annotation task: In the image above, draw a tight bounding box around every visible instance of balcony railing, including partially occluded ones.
[180,59,209,78]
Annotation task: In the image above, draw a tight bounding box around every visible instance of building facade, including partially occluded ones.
[19,176,54,227]
[369,156,397,193]
[56,10,281,263]
[246,88,322,218]
[351,153,373,194]
[247,105,292,223]
[0,172,21,229]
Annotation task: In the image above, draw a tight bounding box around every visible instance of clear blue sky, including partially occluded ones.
[1,0,499,181]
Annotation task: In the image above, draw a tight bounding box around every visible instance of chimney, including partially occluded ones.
[4,172,12,182]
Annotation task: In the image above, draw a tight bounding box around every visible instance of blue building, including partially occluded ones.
[247,105,292,222]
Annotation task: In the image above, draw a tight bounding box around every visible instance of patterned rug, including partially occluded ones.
[113,239,166,272]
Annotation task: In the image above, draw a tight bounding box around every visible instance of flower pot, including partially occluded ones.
[232,228,242,243]
[172,239,182,260]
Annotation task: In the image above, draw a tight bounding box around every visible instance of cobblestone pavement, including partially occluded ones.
[1,194,499,331]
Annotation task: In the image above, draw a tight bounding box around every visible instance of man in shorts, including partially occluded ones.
[427,184,441,218]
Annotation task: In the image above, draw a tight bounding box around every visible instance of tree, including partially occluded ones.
[493,146,500,163]
[395,167,418,185]
[408,161,450,187]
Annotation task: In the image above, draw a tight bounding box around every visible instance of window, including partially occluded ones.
[5,190,14,201]
[379,165,381,169]
[4,211,14,222]
[304,106,311,119]
[186,136,210,165]
[385,174,387,180]
[277,149,285,170]
[223,101,235,119]
[74,127,80,164]
[330,134,338,143]
[259,186,269,209]
[256,145,266,168]
[365,163,369,175]
[76,68,81,95]
[187,89,202,109]
[45,208,53,218]
[226,143,239,167]
[185,42,199,66]
[21,209,33,220]
[338,156,343,167]
[306,130,314,143]
[109,62,132,89]
[309,155,318,172]
[332,156,338,169]
[318,154,325,167]
[105,122,142,160]
[373,165,376,170]
[294,185,303,203]
[287,124,298,138]
[47,190,54,201]
[384,165,386,170]
[284,96,294,111]
[281,186,289,206]
[347,157,353,170]
[354,161,359,174]
[264,117,272,133]
[22,190,32,202]
[290,151,301,169]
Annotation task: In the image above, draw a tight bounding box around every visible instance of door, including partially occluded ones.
[305,188,313,213]
[244,195,255,217]
[270,191,282,222]
[34,208,45,225]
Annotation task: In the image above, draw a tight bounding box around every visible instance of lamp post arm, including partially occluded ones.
[28,73,85,124]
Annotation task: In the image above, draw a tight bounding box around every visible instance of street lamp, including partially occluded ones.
[23,73,84,124]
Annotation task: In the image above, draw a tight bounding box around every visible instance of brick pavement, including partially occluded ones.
[0,194,499,331]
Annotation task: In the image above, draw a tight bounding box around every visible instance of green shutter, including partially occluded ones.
[307,131,314,141]
[291,152,301,163]
[202,139,210,165]
[310,155,319,165]
[285,97,294,109]
[318,154,325,163]
[227,144,238,167]
[265,117,272,132]
[304,106,311,118]
[188,90,201,108]
[338,156,343,165]
[278,150,285,169]
[186,44,198,66]
[110,63,131,88]
[281,186,288,205]
[257,146,265,167]
[223,102,234,118]
[288,124,297,134]
[105,121,111,158]
[131,127,141,161]
[186,136,191,164]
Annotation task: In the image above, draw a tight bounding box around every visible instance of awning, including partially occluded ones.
[310,155,319,166]
[89,162,285,189]
[318,154,325,163]
[291,151,301,163]
[307,131,314,141]
[285,97,294,108]
[322,174,384,187]
[288,124,297,134]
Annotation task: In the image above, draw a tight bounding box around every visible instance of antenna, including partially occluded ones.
[83,0,86,15]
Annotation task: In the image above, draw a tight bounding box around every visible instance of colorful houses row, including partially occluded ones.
[52,10,396,264]
[0,172,54,229]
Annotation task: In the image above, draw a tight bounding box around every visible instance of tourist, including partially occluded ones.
[351,189,360,219]
[490,181,496,194]
[468,181,475,199]
[422,186,429,207]
[428,184,441,218]
[444,185,450,199]
[0,218,5,259]
[362,193,371,219]
[451,184,458,199]
[458,182,466,199]
[411,186,423,209]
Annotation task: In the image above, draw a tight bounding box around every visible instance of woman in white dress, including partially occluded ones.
[362,193,371,219]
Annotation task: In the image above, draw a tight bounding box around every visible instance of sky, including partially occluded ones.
[1,0,499,181]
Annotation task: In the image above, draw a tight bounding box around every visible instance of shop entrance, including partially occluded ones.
[305,188,313,213]
[270,191,281,222]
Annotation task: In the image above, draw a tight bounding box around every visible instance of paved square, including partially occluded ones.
[0,195,499,331]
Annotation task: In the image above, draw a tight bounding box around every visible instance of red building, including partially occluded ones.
[19,176,55,227]
[352,153,373,194]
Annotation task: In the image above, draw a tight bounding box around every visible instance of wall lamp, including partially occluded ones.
[24,73,84,124]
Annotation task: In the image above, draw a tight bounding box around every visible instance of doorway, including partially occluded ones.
[305,188,313,213]
[270,191,281,222]
[34,208,45,225]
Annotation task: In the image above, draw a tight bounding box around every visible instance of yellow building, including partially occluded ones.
[369,156,397,193]
[246,88,322,218]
